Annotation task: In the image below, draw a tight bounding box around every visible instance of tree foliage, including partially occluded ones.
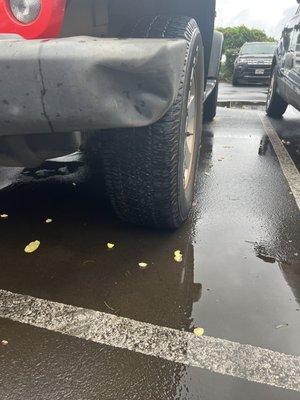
[217,26,276,81]
[217,26,275,54]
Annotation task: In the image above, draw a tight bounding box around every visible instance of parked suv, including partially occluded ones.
[267,1,300,118]
[233,42,277,86]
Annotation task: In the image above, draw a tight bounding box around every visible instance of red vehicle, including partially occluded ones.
[0,0,222,228]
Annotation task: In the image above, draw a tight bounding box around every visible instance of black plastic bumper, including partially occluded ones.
[234,64,271,82]
[0,36,187,136]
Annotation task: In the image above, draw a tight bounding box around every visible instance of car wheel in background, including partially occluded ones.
[232,71,240,86]
[203,80,219,122]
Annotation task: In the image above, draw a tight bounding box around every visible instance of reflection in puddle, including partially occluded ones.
[0,173,206,399]
[258,129,300,171]
[254,243,276,263]
[279,261,300,307]
[254,242,300,307]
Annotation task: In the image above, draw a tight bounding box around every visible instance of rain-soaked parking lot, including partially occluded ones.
[0,84,300,399]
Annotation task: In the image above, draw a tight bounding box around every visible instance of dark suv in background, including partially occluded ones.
[267,1,300,117]
[233,42,277,86]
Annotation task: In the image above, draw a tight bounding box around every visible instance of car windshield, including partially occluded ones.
[240,43,277,55]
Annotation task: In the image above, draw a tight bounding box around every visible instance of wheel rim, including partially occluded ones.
[267,72,275,108]
[183,68,197,190]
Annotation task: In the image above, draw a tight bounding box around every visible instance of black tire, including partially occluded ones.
[232,73,240,86]
[203,81,219,122]
[99,16,204,228]
[266,67,288,118]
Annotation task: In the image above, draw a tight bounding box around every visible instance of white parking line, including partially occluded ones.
[1,289,299,392]
[259,114,300,210]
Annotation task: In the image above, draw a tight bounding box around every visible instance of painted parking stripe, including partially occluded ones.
[259,114,300,210]
[1,289,299,392]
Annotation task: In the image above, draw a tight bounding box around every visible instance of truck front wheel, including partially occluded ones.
[266,67,288,118]
[100,16,204,228]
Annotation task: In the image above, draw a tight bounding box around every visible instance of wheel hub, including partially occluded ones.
[183,69,197,190]
[267,73,275,108]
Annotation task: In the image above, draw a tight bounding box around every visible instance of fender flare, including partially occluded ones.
[207,31,224,79]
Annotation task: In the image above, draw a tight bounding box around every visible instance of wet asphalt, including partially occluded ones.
[0,85,300,399]
[219,82,300,170]
[218,81,268,103]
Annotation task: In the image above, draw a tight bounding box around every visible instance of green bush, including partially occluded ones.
[225,48,239,75]
[220,49,239,82]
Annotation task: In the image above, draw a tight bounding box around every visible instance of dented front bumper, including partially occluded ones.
[0,35,187,136]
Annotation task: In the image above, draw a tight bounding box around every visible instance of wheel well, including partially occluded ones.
[61,0,215,35]
[271,56,277,72]
[60,0,109,37]
[60,0,215,77]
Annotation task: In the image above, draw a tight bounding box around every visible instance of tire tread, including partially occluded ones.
[101,16,201,228]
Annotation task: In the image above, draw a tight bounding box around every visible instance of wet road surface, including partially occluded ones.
[267,108,300,171]
[219,82,300,171]
[219,81,268,103]
[0,107,300,399]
